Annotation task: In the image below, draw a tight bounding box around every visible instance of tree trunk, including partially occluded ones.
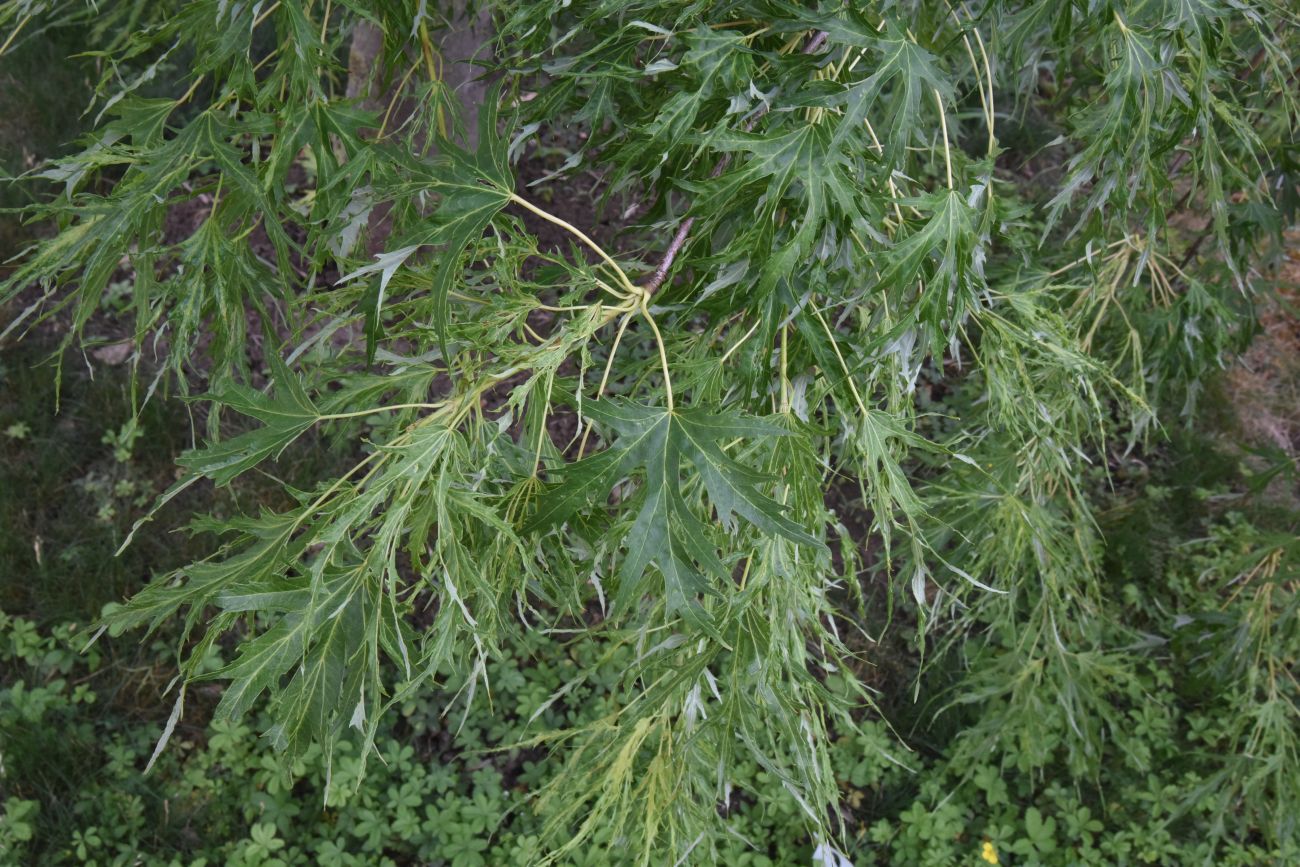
[434,0,494,149]
[345,6,495,252]
[345,20,386,111]
[346,3,494,144]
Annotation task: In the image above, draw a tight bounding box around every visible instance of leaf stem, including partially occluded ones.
[175,75,207,110]
[934,88,954,189]
[287,441,397,538]
[578,309,635,458]
[507,194,642,297]
[943,0,996,157]
[319,402,448,421]
[531,374,555,476]
[779,325,791,415]
[966,9,997,158]
[378,60,422,140]
[1043,235,1135,278]
[253,1,281,29]
[0,13,30,57]
[810,302,869,417]
[719,318,761,364]
[639,296,675,412]
[591,276,630,301]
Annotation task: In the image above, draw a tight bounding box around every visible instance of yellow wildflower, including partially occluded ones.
[980,840,999,865]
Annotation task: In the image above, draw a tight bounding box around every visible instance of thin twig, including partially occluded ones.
[643,217,698,295]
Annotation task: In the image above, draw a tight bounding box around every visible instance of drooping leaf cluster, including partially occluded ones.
[1,0,1296,861]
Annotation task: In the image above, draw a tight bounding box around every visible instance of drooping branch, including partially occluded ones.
[641,30,829,296]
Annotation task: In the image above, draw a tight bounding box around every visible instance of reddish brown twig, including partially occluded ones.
[803,29,829,55]
[644,217,699,295]
[642,151,733,294]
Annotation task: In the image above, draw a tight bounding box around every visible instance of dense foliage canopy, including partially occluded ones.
[1,0,1297,863]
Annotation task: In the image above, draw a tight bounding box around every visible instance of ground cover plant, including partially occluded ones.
[1,1,1298,864]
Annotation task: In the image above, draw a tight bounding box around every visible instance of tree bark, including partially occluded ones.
[345,20,386,111]
[434,0,494,149]
[345,6,495,252]
[345,3,494,144]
